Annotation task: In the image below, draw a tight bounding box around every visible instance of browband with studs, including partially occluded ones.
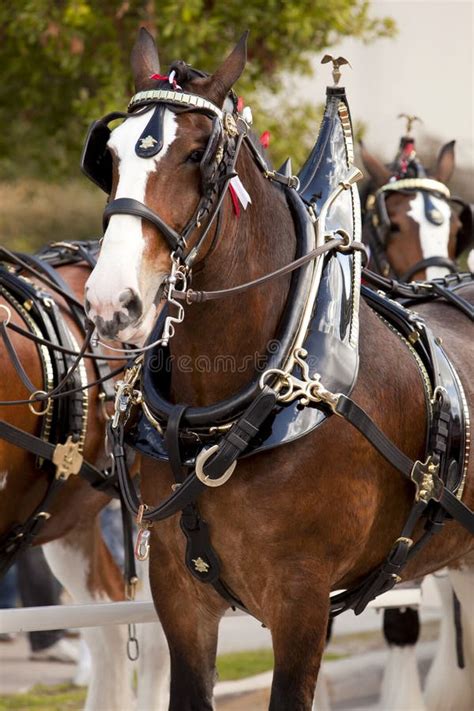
[377,178,450,199]
[128,89,223,119]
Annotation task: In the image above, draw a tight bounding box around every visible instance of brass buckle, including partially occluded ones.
[195,445,237,488]
[52,436,83,480]
[410,456,443,503]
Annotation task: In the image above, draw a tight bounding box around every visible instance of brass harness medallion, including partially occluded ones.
[192,557,210,574]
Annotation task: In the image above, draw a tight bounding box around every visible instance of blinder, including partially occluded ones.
[375,190,391,236]
[454,201,474,258]
[81,111,127,193]
[200,117,225,194]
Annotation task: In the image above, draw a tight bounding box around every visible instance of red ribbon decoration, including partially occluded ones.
[150,73,170,81]
[260,130,270,149]
[150,73,180,90]
[228,183,241,218]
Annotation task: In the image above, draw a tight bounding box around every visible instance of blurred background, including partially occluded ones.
[0,0,472,253]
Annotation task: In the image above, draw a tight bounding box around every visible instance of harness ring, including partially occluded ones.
[28,390,52,416]
[0,304,11,326]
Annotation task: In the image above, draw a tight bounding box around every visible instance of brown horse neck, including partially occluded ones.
[169,146,296,405]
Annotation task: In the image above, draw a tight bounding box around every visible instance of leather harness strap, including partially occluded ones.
[401,256,459,282]
[103,198,185,254]
[112,385,278,523]
[176,239,368,303]
[362,270,474,320]
[0,477,64,577]
[164,404,189,483]
[110,272,473,619]
[0,420,117,495]
[335,396,474,535]
[0,418,118,579]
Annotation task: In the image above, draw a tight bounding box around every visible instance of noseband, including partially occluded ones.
[365,177,460,280]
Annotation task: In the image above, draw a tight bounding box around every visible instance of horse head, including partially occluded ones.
[360,138,472,280]
[84,29,248,344]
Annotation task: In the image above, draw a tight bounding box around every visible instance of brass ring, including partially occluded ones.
[28,390,52,416]
[195,445,236,488]
[35,511,52,520]
[259,368,287,390]
[0,304,11,326]
[259,369,293,401]
[334,229,353,252]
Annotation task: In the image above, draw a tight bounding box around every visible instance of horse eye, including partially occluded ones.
[389,223,400,234]
[186,149,204,164]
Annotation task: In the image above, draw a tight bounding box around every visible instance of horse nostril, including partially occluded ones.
[118,288,142,321]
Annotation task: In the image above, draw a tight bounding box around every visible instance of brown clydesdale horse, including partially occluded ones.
[85,31,474,710]
[0,253,168,710]
[360,139,473,281]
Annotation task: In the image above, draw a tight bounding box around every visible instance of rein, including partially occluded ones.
[175,236,367,303]
[0,247,85,311]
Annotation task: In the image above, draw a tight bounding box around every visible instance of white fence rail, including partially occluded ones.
[0,583,438,635]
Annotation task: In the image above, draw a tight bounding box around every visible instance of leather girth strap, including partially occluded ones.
[335,395,474,534]
[329,388,473,616]
[0,420,117,496]
[0,420,117,577]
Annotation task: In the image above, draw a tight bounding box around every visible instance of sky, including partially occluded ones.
[297,0,473,169]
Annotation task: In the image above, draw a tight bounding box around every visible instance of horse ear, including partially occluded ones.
[207,32,248,106]
[434,140,455,184]
[359,141,391,188]
[131,27,160,92]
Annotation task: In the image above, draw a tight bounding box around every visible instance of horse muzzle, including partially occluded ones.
[85,287,144,341]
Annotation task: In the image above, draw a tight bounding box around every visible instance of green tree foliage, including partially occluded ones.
[0,1,394,179]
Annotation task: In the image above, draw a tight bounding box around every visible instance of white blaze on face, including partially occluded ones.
[85,107,177,344]
[407,192,451,280]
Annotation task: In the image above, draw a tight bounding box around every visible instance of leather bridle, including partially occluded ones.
[365,177,461,280]
[95,89,248,269]
[86,82,303,277]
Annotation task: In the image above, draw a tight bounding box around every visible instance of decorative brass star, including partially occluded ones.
[192,557,210,573]
[139,135,158,150]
